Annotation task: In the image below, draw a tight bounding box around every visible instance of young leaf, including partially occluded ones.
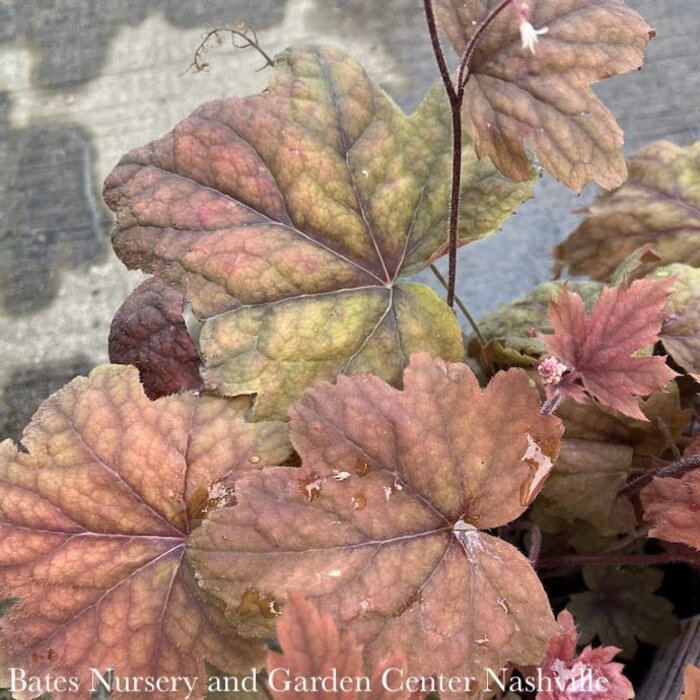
[682,665,700,700]
[651,264,700,382]
[466,280,603,369]
[542,279,678,420]
[640,469,700,551]
[190,354,563,687]
[567,567,679,657]
[0,366,290,697]
[434,0,653,192]
[108,277,203,399]
[104,46,535,420]
[554,140,700,279]
[535,610,634,700]
[267,593,413,700]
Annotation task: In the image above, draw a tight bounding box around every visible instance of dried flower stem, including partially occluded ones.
[189,23,274,73]
[423,0,513,308]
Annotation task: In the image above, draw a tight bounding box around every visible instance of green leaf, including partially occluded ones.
[557,387,691,468]
[104,46,535,419]
[536,439,635,535]
[533,385,690,536]
[568,567,679,657]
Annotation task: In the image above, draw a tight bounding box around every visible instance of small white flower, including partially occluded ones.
[520,19,549,54]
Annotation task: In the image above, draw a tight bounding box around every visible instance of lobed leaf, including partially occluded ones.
[641,469,700,551]
[537,438,635,535]
[266,593,414,700]
[567,566,679,657]
[0,366,290,699]
[435,0,653,192]
[650,264,700,382]
[556,388,691,468]
[555,140,700,279]
[535,610,634,700]
[104,46,535,420]
[542,279,678,420]
[466,280,603,369]
[468,284,690,533]
[108,277,203,399]
[534,385,691,537]
[190,354,563,692]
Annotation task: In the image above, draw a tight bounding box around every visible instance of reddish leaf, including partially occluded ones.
[190,354,563,690]
[434,0,653,191]
[541,279,677,420]
[109,277,203,399]
[641,468,700,551]
[0,366,290,699]
[266,593,414,700]
[682,665,700,700]
[535,610,633,700]
[554,140,700,280]
[103,46,534,420]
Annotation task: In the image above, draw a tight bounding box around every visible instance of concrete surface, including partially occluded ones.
[0,0,698,441]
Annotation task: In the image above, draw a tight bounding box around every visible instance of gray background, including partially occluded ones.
[0,0,698,441]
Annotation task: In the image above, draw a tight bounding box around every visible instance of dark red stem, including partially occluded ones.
[619,454,700,499]
[537,550,700,570]
[423,0,513,307]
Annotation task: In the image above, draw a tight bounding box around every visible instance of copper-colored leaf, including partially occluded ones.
[104,46,536,420]
[190,354,563,691]
[435,0,653,191]
[535,609,634,700]
[681,665,700,700]
[555,140,700,279]
[266,593,413,700]
[0,366,291,698]
[651,264,700,382]
[542,279,677,420]
[108,277,203,399]
[641,468,700,551]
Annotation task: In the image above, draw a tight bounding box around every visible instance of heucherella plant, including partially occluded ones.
[1,2,699,699]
